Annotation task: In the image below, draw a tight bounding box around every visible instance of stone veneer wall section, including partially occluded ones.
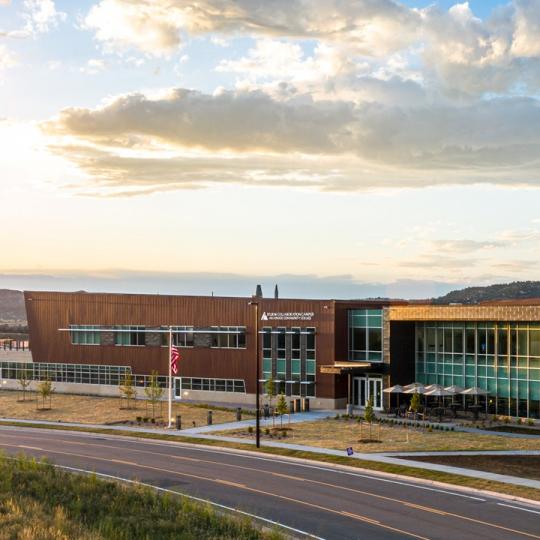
[382,308,391,407]
[388,305,540,322]
[382,307,391,364]
[101,331,114,346]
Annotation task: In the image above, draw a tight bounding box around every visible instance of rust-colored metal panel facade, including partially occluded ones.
[24,291,342,398]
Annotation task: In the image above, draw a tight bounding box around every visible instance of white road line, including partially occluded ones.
[3,456,326,540]
[1,426,486,501]
[497,503,540,515]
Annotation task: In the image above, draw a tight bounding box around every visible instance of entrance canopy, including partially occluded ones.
[320,362,374,375]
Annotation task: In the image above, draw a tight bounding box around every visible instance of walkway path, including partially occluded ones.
[180,410,334,433]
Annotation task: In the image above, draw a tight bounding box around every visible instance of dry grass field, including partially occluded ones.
[403,455,540,480]
[216,417,540,453]
[0,390,249,427]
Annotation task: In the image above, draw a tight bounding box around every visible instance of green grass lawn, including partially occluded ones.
[0,454,282,540]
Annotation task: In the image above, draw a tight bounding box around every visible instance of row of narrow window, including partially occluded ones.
[69,325,247,349]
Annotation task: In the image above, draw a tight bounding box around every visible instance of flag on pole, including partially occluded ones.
[170,345,180,375]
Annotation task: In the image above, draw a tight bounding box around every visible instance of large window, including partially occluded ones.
[348,309,383,362]
[210,326,246,349]
[161,326,194,347]
[415,321,540,418]
[69,325,101,345]
[0,361,130,385]
[115,325,146,346]
[259,326,316,397]
[180,377,245,393]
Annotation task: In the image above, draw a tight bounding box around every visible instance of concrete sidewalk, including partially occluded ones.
[457,426,540,439]
[180,410,334,433]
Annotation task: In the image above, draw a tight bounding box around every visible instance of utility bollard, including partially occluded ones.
[236,407,242,421]
[176,415,181,430]
[207,410,213,425]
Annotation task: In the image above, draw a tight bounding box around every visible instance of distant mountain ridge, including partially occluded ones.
[3,282,540,322]
[0,289,26,323]
[432,281,540,305]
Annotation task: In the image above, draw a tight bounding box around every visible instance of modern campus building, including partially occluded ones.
[1,290,538,418]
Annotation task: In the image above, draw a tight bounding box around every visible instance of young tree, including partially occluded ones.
[37,375,54,410]
[119,372,136,410]
[409,392,421,420]
[364,396,375,423]
[144,370,164,420]
[265,376,277,406]
[18,369,32,402]
[364,396,375,440]
[265,376,277,426]
[275,394,288,428]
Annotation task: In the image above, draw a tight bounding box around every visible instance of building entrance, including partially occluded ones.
[174,377,182,399]
[353,376,383,410]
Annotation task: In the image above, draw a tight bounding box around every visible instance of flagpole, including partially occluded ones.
[168,326,173,428]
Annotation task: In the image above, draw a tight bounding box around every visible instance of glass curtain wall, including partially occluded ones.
[416,321,540,418]
[348,309,383,361]
[261,327,316,397]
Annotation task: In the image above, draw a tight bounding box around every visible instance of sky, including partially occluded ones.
[1,0,539,299]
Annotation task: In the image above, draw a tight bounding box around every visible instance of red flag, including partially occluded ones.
[170,345,180,375]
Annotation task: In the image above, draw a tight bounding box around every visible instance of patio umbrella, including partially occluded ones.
[383,384,404,409]
[425,387,452,397]
[460,387,490,413]
[445,385,464,394]
[403,382,423,391]
[404,384,425,394]
[445,384,465,407]
[425,384,443,391]
[425,387,453,407]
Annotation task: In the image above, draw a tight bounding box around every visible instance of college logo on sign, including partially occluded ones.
[260,312,315,321]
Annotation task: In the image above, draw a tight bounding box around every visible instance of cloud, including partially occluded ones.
[84,0,418,56]
[81,1,540,99]
[41,86,540,195]
[23,0,65,35]
[0,44,15,70]
[80,58,106,75]
[435,239,505,254]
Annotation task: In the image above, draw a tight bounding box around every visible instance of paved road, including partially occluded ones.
[0,426,539,540]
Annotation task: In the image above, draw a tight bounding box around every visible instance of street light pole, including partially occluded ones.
[249,300,261,448]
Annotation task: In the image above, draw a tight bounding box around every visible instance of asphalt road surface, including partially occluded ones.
[0,426,539,540]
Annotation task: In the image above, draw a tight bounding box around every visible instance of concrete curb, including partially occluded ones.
[1,420,539,507]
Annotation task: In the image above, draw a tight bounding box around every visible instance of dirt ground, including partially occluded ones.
[0,390,249,427]
[402,455,540,480]
[215,417,540,453]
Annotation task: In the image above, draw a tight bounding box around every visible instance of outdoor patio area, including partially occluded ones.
[384,382,503,423]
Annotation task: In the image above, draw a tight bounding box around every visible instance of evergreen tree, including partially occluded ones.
[364,396,375,423]
[275,394,288,428]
